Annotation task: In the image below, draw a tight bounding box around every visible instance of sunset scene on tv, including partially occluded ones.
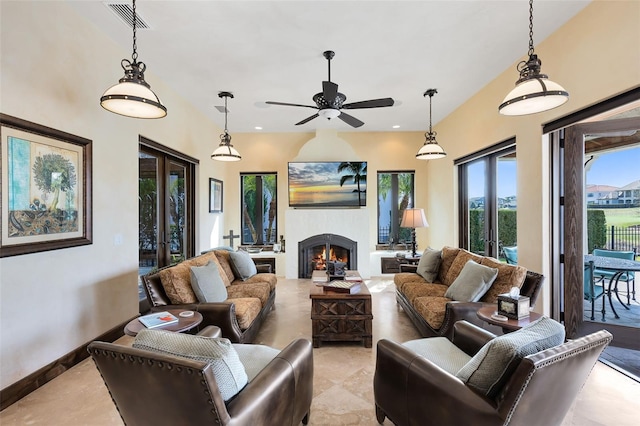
[288,162,367,207]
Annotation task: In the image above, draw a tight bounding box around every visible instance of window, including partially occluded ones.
[456,140,517,260]
[377,171,415,245]
[241,172,277,245]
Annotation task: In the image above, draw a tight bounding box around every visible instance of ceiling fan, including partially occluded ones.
[266,50,394,128]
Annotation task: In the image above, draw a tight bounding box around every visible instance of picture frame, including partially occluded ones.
[0,113,93,257]
[209,178,223,213]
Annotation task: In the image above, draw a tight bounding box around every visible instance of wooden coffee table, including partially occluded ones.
[124,309,204,336]
[309,272,373,348]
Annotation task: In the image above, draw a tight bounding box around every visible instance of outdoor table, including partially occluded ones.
[584,254,640,319]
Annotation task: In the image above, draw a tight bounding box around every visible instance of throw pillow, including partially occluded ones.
[416,248,442,283]
[443,249,484,286]
[229,250,258,281]
[455,316,565,398]
[479,257,527,303]
[190,260,228,303]
[444,260,498,302]
[133,329,248,401]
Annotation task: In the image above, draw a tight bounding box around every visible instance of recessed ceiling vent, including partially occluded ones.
[105,2,150,29]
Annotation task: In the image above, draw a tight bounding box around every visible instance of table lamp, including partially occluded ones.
[401,208,429,257]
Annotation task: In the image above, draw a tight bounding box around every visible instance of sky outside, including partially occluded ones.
[468,147,640,198]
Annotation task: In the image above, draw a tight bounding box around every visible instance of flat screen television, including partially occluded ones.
[288,161,367,208]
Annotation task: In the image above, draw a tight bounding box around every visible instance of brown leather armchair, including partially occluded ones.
[89,327,313,426]
[374,321,612,426]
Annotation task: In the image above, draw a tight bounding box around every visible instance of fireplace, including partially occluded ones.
[298,233,358,278]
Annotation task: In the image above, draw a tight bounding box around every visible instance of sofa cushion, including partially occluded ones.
[479,257,527,303]
[438,246,461,283]
[133,329,248,401]
[213,250,237,285]
[394,273,429,293]
[229,250,258,281]
[190,260,228,303]
[416,248,442,283]
[402,282,448,304]
[402,337,472,376]
[455,316,565,398]
[232,344,280,382]
[158,262,199,304]
[443,249,484,287]
[445,260,498,302]
[226,282,271,305]
[413,296,450,330]
[226,297,263,330]
[243,273,278,291]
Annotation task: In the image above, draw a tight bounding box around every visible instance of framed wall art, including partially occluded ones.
[209,178,223,213]
[0,113,93,257]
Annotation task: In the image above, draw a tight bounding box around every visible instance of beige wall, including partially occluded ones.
[0,0,638,389]
[0,2,229,388]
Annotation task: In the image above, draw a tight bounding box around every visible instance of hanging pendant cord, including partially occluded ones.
[527,0,535,57]
[131,0,138,62]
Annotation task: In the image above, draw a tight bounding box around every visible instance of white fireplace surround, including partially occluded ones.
[285,208,370,278]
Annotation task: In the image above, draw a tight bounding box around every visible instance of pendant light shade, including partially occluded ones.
[100,0,166,119]
[416,89,447,160]
[212,92,241,162]
[499,0,568,116]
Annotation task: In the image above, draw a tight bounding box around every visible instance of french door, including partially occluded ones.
[138,137,196,276]
[457,139,517,260]
[557,116,640,349]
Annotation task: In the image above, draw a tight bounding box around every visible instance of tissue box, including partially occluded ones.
[497,294,530,320]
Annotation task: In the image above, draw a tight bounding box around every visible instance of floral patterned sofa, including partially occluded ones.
[141,249,277,343]
[394,246,544,338]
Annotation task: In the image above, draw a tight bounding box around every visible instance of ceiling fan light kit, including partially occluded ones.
[266,50,394,128]
[100,0,166,119]
[416,89,447,160]
[211,91,241,162]
[499,0,568,116]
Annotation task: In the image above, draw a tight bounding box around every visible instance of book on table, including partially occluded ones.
[323,280,362,294]
[344,271,362,282]
[138,311,179,329]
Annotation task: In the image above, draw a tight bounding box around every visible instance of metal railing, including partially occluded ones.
[606,225,640,255]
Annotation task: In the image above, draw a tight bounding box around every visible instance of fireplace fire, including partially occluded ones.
[298,233,358,278]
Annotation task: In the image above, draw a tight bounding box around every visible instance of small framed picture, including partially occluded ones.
[209,178,223,213]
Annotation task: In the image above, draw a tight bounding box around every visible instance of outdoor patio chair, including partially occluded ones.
[592,248,636,305]
[584,260,606,321]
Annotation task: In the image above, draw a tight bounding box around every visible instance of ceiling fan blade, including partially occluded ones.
[266,101,318,109]
[338,112,364,128]
[295,113,319,126]
[323,81,338,103]
[342,98,395,109]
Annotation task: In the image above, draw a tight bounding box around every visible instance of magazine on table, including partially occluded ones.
[138,311,179,329]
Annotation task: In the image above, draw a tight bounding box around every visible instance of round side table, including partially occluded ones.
[477,305,542,333]
[124,309,203,336]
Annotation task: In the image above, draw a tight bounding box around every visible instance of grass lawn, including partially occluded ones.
[603,207,640,227]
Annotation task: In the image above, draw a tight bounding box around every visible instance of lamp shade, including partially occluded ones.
[416,142,446,160]
[100,81,167,119]
[211,144,241,161]
[499,77,568,116]
[401,208,429,228]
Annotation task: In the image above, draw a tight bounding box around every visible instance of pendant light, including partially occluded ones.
[499,0,568,116]
[100,0,167,119]
[211,92,241,162]
[416,89,447,160]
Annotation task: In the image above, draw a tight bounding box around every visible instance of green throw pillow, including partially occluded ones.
[229,250,258,280]
[444,260,498,302]
[190,260,228,303]
[455,316,565,398]
[133,329,248,401]
[416,248,442,282]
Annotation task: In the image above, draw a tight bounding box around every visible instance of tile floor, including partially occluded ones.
[1,278,639,425]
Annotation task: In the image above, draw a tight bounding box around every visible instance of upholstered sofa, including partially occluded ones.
[141,249,277,343]
[394,246,544,338]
